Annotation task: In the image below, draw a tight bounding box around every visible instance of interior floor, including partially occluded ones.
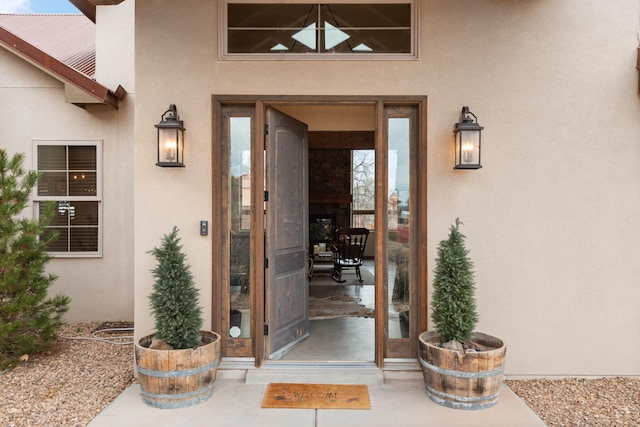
[279,261,376,361]
[279,317,374,361]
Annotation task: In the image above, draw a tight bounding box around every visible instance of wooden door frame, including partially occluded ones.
[212,95,428,368]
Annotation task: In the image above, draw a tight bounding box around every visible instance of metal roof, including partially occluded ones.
[0,14,95,77]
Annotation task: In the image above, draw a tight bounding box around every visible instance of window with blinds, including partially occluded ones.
[34,142,101,256]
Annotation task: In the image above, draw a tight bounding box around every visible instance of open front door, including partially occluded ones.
[264,107,309,359]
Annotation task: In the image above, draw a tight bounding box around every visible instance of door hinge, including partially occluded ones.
[263,324,269,335]
[264,124,269,135]
[264,190,269,201]
[264,258,269,268]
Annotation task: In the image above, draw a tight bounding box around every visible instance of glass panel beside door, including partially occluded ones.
[229,115,252,339]
[387,117,411,339]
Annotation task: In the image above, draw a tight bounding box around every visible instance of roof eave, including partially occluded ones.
[68,0,96,23]
[0,26,124,109]
[68,0,127,22]
[86,0,126,4]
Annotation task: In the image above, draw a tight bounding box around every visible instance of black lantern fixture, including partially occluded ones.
[155,104,185,167]
[453,106,483,170]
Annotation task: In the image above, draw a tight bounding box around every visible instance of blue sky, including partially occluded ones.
[0,0,80,14]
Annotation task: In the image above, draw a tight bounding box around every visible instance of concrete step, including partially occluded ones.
[244,367,385,385]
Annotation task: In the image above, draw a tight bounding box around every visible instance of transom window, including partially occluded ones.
[34,141,101,256]
[223,1,416,58]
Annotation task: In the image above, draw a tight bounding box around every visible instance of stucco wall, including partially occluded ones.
[95,0,135,91]
[0,45,134,322]
[424,0,640,377]
[133,0,640,375]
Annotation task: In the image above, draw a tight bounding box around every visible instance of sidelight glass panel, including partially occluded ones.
[387,118,411,339]
[229,117,252,338]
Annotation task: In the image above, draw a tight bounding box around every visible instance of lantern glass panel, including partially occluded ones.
[456,130,480,166]
[176,129,184,163]
[158,128,183,164]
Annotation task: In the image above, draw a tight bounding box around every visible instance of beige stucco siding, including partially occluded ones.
[1,46,134,322]
[95,0,135,91]
[425,0,640,377]
[133,0,640,375]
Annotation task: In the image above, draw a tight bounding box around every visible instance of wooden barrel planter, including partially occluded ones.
[135,330,221,409]
[419,331,506,410]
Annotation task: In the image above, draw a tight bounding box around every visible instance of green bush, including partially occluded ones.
[430,218,478,344]
[148,227,203,349]
[0,150,70,370]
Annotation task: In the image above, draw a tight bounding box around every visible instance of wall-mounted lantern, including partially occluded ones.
[453,106,483,170]
[155,104,185,167]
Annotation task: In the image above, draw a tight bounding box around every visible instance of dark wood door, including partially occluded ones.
[265,107,309,358]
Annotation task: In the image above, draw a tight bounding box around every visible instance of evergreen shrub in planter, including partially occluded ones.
[135,227,221,409]
[419,219,506,410]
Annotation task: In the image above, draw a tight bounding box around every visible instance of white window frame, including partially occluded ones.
[33,140,103,258]
[219,0,419,60]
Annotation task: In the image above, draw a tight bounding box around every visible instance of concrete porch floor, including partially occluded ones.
[91,264,545,426]
[88,369,546,427]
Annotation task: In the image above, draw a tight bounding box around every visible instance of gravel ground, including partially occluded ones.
[506,377,640,426]
[1,322,639,426]
[0,322,135,427]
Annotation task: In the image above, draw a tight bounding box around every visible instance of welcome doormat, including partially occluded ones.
[262,383,371,410]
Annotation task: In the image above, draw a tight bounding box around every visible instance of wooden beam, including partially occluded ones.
[309,194,352,204]
[309,131,374,150]
[68,0,96,22]
[68,0,126,23]
[87,0,125,5]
